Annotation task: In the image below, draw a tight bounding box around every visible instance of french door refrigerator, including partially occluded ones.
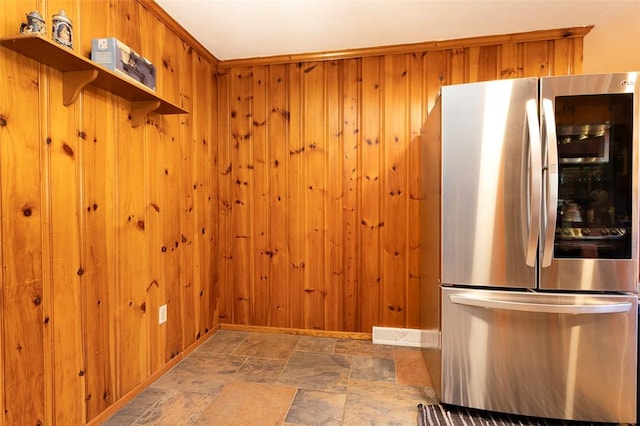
[421,72,639,423]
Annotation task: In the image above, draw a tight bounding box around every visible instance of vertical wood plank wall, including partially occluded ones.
[0,0,217,424]
[0,0,587,420]
[216,30,587,332]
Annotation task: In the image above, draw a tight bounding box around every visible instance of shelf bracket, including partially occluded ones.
[62,70,99,106]
[130,101,161,127]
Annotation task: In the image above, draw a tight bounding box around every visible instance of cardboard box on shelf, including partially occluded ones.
[91,38,156,91]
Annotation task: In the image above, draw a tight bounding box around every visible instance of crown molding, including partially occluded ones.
[137,3,592,71]
[140,0,220,64]
[219,26,594,68]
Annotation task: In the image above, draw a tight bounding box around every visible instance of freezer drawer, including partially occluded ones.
[441,287,637,423]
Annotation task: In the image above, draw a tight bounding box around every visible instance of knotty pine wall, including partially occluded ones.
[216,28,589,332]
[0,0,589,421]
[0,0,217,424]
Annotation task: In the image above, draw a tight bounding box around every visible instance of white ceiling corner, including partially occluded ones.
[153,0,638,61]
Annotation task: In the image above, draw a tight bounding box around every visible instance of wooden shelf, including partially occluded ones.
[0,34,188,127]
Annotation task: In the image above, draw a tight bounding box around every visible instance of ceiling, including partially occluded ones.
[153,0,635,61]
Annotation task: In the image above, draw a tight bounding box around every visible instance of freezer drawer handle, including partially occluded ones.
[449,294,632,314]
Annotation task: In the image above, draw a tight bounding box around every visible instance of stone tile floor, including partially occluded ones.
[103,329,438,425]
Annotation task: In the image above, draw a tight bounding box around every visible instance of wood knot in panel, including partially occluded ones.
[62,143,75,158]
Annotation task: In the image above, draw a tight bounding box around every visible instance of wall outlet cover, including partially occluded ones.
[159,304,167,324]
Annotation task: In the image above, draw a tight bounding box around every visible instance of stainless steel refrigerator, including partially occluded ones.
[420,72,639,423]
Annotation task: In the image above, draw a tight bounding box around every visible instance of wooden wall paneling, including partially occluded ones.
[209,67,220,330]
[0,0,219,422]
[552,38,571,76]
[143,13,184,365]
[381,54,408,327]
[448,48,465,85]
[230,66,253,325]
[193,54,213,338]
[406,52,425,329]
[0,1,46,422]
[46,51,87,426]
[188,54,204,339]
[477,45,500,82]
[424,51,448,115]
[287,63,305,328]
[46,3,86,423]
[523,40,551,77]
[0,189,3,426]
[114,96,150,397]
[266,64,290,328]
[516,43,528,79]
[467,47,481,82]
[251,65,270,326]
[141,5,181,105]
[116,2,150,393]
[559,37,583,76]
[500,42,524,80]
[341,58,361,331]
[326,60,344,331]
[302,61,326,330]
[0,5,4,421]
[113,0,143,53]
[144,17,167,374]
[359,56,383,330]
[41,0,86,424]
[216,30,587,335]
[48,92,86,425]
[81,89,117,420]
[0,5,45,424]
[571,37,583,75]
[79,0,117,420]
[216,70,233,324]
[111,0,150,398]
[39,6,55,423]
[1,0,36,36]
[0,18,589,422]
[179,39,196,346]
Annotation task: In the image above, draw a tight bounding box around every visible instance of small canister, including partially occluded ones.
[52,9,73,49]
[20,10,46,35]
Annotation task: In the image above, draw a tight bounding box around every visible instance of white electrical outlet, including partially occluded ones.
[159,304,167,324]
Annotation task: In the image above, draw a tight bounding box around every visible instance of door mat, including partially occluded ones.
[417,403,623,426]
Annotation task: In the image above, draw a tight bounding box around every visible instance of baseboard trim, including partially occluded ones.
[372,326,439,348]
[219,323,372,340]
[85,325,220,426]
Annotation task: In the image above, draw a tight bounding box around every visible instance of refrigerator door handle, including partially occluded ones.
[525,99,542,267]
[541,98,559,268]
[449,294,632,314]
